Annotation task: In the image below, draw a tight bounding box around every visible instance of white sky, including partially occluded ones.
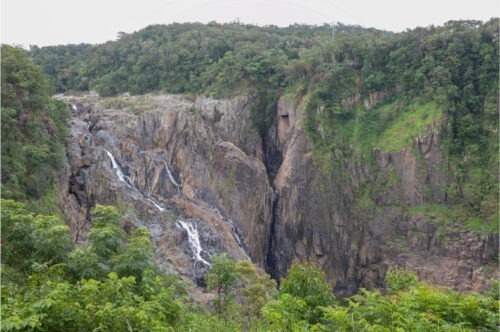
[2,0,499,47]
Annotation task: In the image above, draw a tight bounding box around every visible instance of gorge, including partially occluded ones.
[57,91,497,295]
[2,19,498,329]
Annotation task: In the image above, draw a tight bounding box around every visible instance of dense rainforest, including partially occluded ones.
[1,18,499,331]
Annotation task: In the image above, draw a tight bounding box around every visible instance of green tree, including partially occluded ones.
[1,200,71,270]
[235,260,276,323]
[279,261,335,324]
[206,253,239,316]
[67,246,110,281]
[112,227,155,282]
[384,268,418,294]
[261,293,310,331]
[88,205,126,260]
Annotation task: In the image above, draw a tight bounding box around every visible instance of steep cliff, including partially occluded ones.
[57,93,271,285]
[266,95,498,295]
[56,91,497,295]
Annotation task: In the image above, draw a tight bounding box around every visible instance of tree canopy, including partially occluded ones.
[1,45,70,201]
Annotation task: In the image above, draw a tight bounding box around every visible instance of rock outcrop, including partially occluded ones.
[57,92,497,295]
[58,94,271,285]
[265,95,497,294]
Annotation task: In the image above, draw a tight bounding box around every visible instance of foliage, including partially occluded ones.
[384,268,418,294]
[320,282,499,331]
[235,260,277,324]
[1,45,70,200]
[1,201,185,331]
[272,260,335,325]
[112,227,155,282]
[262,293,311,331]
[1,200,72,271]
[1,207,497,332]
[206,253,239,316]
[88,205,126,260]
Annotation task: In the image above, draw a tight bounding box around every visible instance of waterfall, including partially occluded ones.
[177,220,210,266]
[211,207,245,251]
[228,219,242,247]
[105,149,135,188]
[105,150,168,213]
[147,198,165,212]
[211,207,224,220]
[162,161,180,191]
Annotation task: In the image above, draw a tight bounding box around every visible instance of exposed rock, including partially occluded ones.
[56,92,497,295]
[57,93,269,284]
[266,94,496,295]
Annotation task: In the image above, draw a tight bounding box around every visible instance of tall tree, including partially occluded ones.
[206,253,239,316]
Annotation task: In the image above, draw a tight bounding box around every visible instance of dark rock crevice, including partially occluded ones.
[262,108,284,283]
[265,189,281,283]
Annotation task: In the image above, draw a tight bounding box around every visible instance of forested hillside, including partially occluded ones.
[1,45,70,201]
[1,19,499,331]
[30,19,499,230]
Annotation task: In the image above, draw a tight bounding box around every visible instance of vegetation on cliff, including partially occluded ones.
[28,19,499,233]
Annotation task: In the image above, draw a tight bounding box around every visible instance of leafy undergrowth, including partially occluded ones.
[410,204,500,235]
[2,200,498,331]
[343,100,443,156]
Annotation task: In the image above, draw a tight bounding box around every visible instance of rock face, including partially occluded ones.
[267,97,387,295]
[265,95,497,295]
[58,94,270,284]
[57,93,497,294]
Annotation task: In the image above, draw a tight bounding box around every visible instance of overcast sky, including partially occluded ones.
[2,0,499,47]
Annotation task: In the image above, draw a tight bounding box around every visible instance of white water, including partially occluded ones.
[211,207,243,248]
[177,220,210,266]
[211,207,224,220]
[162,161,180,191]
[228,219,242,247]
[147,198,165,212]
[105,150,128,183]
[71,104,77,112]
[104,149,132,187]
[105,150,169,213]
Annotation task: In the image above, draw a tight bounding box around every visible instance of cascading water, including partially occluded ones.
[147,198,165,212]
[228,219,242,247]
[211,208,244,249]
[162,161,180,191]
[105,149,165,212]
[105,149,133,187]
[177,220,210,266]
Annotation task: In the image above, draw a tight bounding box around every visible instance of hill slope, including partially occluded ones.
[19,19,500,292]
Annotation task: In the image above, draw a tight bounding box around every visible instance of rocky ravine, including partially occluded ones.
[58,93,270,285]
[56,92,497,295]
